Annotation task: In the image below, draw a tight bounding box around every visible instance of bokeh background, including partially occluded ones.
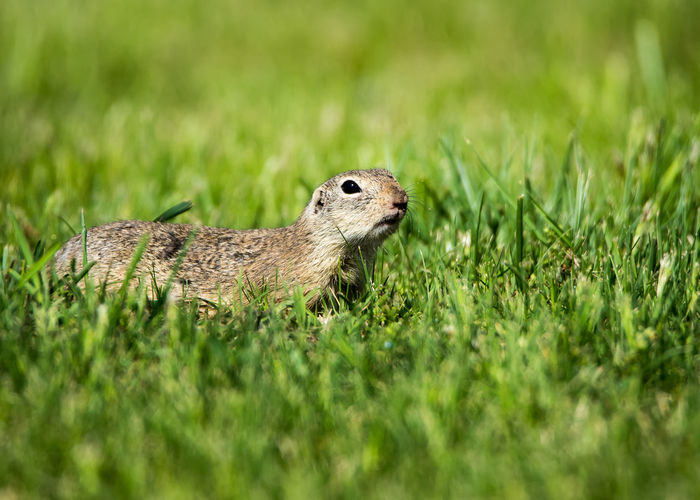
[1,1,700,498]
[1,0,698,235]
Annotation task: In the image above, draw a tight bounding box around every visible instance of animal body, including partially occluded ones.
[53,169,408,308]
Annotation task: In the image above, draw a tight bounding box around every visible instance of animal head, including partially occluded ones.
[302,168,408,248]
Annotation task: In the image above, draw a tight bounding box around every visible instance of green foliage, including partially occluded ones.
[1,0,699,497]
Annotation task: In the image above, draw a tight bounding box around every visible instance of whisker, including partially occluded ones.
[405,191,428,209]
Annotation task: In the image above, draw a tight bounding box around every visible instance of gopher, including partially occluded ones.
[53,169,408,308]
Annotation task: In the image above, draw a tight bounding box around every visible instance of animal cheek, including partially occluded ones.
[333,221,356,241]
[333,220,350,237]
[342,225,368,244]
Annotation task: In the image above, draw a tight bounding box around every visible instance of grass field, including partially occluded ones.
[1,0,700,497]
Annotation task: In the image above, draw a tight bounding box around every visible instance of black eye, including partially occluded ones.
[341,180,362,194]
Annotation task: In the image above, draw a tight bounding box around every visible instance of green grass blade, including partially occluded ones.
[9,210,34,266]
[441,138,477,212]
[466,139,515,209]
[154,200,193,223]
[81,209,88,271]
[553,132,576,211]
[115,234,149,305]
[72,260,97,286]
[15,243,60,290]
[528,195,574,250]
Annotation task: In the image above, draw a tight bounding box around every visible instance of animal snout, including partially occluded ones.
[393,192,408,212]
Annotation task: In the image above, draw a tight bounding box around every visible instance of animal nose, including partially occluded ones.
[393,193,408,211]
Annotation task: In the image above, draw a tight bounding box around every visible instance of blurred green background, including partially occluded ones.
[1,1,700,498]
[1,0,698,234]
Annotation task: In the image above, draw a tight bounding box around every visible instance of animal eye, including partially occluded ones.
[341,180,362,194]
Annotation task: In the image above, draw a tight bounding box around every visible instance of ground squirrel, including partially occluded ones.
[53,169,408,308]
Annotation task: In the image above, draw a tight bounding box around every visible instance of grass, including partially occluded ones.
[1,0,699,498]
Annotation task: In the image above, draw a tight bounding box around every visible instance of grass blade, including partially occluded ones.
[81,209,88,271]
[441,138,477,212]
[15,243,60,290]
[154,200,193,223]
[9,210,34,266]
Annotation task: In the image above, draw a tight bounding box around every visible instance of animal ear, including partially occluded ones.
[312,188,326,214]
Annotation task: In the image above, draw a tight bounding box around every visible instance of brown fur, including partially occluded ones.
[53,169,408,309]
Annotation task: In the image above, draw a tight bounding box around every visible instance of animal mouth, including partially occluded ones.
[376,194,408,229]
[377,210,405,227]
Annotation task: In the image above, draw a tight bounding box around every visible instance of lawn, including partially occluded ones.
[1,0,699,497]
